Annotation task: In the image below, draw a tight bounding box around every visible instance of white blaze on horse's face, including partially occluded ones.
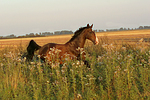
[95,36,99,45]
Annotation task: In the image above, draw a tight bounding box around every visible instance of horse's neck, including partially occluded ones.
[66,34,86,48]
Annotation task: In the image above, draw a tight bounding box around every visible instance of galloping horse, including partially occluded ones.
[26,24,99,67]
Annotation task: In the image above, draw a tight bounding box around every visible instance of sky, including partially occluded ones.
[0,0,150,36]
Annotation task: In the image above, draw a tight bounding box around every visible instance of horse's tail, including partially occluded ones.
[26,40,41,61]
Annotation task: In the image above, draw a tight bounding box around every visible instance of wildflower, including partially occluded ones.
[139,64,142,66]
[76,60,80,65]
[61,69,65,74]
[98,76,103,81]
[1,63,4,67]
[72,63,75,66]
[47,81,50,83]
[62,64,67,70]
[114,71,118,75]
[75,66,78,68]
[31,82,34,86]
[107,57,109,59]
[51,53,54,56]
[56,70,60,75]
[37,55,41,58]
[62,77,67,83]
[55,50,58,54]
[116,66,121,71]
[131,66,135,70]
[117,56,121,60]
[77,94,82,99]
[51,63,56,68]
[30,62,35,65]
[55,49,61,54]
[102,43,108,49]
[83,77,87,80]
[23,57,26,61]
[97,56,102,61]
[141,59,147,63]
[57,49,62,53]
[50,47,55,52]
[128,59,132,62]
[54,80,59,86]
[85,83,90,86]
[86,75,90,77]
[121,47,126,51]
[50,73,53,76]
[127,55,132,58]
[50,48,53,51]
[124,69,127,72]
[65,57,68,61]
[17,58,22,62]
[83,54,86,58]
[76,47,83,51]
[70,69,73,72]
[81,61,84,66]
[4,53,6,56]
[148,59,150,63]
[139,38,144,43]
[109,43,114,49]
[89,77,96,81]
[37,62,42,66]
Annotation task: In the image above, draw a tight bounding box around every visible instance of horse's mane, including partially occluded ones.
[68,26,90,42]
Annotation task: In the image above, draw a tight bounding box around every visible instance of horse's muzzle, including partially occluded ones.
[94,37,99,45]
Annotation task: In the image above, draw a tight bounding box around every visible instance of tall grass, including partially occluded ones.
[0,37,150,100]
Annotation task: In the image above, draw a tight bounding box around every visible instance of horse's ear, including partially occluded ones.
[87,24,89,27]
[90,24,93,28]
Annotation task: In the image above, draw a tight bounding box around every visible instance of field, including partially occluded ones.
[0,29,150,99]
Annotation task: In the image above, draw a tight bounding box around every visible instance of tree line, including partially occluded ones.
[0,26,150,39]
[94,26,150,32]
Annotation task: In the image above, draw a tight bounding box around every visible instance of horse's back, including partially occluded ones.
[38,43,67,60]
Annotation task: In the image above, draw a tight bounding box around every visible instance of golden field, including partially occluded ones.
[0,29,150,50]
[0,29,150,99]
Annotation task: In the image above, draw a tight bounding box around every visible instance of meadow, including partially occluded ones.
[0,30,150,100]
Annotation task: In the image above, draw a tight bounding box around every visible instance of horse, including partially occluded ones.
[26,24,99,67]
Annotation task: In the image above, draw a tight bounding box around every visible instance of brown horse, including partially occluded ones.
[26,24,99,67]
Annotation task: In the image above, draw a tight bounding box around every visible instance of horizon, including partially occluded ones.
[1,25,150,37]
[1,0,150,36]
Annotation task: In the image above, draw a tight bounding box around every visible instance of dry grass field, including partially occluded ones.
[0,29,150,50]
[0,35,71,49]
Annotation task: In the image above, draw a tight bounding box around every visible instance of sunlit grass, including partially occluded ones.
[0,37,150,100]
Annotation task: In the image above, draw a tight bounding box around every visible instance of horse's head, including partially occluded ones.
[85,24,99,45]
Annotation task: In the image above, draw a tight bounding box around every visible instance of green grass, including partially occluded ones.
[0,39,150,100]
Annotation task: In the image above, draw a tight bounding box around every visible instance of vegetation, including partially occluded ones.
[0,36,150,100]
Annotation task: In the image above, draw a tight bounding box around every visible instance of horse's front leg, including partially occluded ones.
[83,60,90,68]
[77,52,90,68]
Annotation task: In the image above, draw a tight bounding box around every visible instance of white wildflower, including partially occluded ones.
[77,94,82,99]
[139,38,144,43]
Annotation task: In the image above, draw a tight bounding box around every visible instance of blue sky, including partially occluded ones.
[0,0,150,36]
